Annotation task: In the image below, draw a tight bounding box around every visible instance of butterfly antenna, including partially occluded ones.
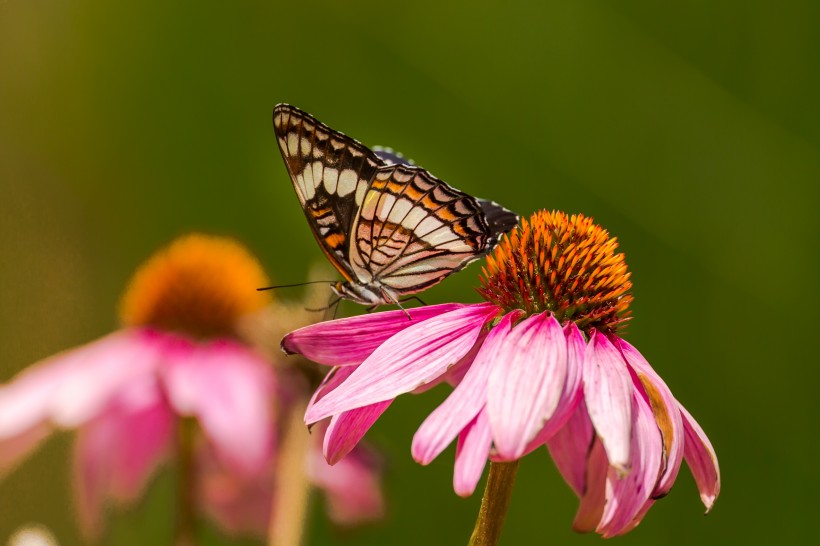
[257,280,336,291]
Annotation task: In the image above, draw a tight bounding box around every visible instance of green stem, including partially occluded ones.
[175,418,196,546]
[468,461,520,546]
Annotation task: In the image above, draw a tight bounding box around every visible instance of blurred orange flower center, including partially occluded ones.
[478,210,632,334]
[119,234,271,338]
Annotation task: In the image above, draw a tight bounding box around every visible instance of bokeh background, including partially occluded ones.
[1,0,818,544]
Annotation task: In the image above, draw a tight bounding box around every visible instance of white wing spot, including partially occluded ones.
[324,167,339,193]
[402,207,427,229]
[287,133,299,156]
[355,181,368,206]
[311,161,324,189]
[393,170,412,183]
[388,198,413,224]
[415,216,445,237]
[376,194,397,221]
[303,164,314,189]
[338,169,358,196]
[300,138,312,157]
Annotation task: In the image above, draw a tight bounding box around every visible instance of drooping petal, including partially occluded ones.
[597,391,663,538]
[583,330,634,472]
[306,304,499,423]
[0,422,50,477]
[520,322,585,456]
[617,336,684,498]
[73,376,173,540]
[0,330,158,439]
[546,399,595,497]
[488,313,568,459]
[453,409,493,497]
[162,340,275,475]
[679,403,721,512]
[324,401,392,465]
[412,312,519,465]
[572,438,608,533]
[198,442,272,538]
[282,303,466,366]
[309,442,385,525]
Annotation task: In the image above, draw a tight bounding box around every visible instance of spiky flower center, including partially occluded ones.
[119,234,271,339]
[478,210,632,334]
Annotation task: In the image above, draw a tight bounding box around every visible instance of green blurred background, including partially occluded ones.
[1,0,818,544]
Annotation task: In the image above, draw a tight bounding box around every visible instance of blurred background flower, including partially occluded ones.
[0,235,384,544]
[0,1,817,545]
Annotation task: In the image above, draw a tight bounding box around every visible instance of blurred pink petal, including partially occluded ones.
[309,443,385,525]
[583,330,633,472]
[488,313,567,459]
[283,303,466,366]
[73,377,173,539]
[0,422,50,477]
[306,304,498,422]
[0,331,156,439]
[198,442,273,538]
[162,339,275,475]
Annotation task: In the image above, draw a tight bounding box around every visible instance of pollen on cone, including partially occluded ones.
[119,234,272,338]
[478,210,633,334]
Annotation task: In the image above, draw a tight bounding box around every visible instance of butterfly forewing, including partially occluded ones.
[349,164,492,295]
[273,104,519,305]
[273,104,382,280]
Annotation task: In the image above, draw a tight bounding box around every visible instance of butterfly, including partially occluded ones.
[273,104,518,307]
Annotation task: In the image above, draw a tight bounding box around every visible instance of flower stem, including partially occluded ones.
[468,461,520,546]
[175,418,196,546]
[269,396,313,546]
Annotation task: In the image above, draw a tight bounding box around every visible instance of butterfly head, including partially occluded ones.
[331,280,390,306]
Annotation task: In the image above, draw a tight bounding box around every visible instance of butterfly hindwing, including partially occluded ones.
[273,104,382,280]
[349,164,492,296]
[273,104,519,304]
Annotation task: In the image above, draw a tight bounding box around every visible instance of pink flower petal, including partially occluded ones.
[162,340,275,475]
[324,401,392,465]
[572,438,608,533]
[546,399,595,497]
[198,442,273,538]
[412,312,520,465]
[679,403,721,512]
[488,313,568,459]
[597,391,663,537]
[282,303,466,366]
[583,331,634,472]
[520,322,585,456]
[306,304,499,423]
[0,422,51,477]
[617,337,685,498]
[73,378,173,540]
[309,442,385,525]
[0,330,158,438]
[453,409,493,497]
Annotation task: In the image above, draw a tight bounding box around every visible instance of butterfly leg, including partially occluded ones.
[399,295,427,307]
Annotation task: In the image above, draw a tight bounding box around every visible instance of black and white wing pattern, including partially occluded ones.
[273,104,381,282]
[273,103,518,303]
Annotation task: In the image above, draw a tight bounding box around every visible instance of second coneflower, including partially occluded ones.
[284,210,720,540]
